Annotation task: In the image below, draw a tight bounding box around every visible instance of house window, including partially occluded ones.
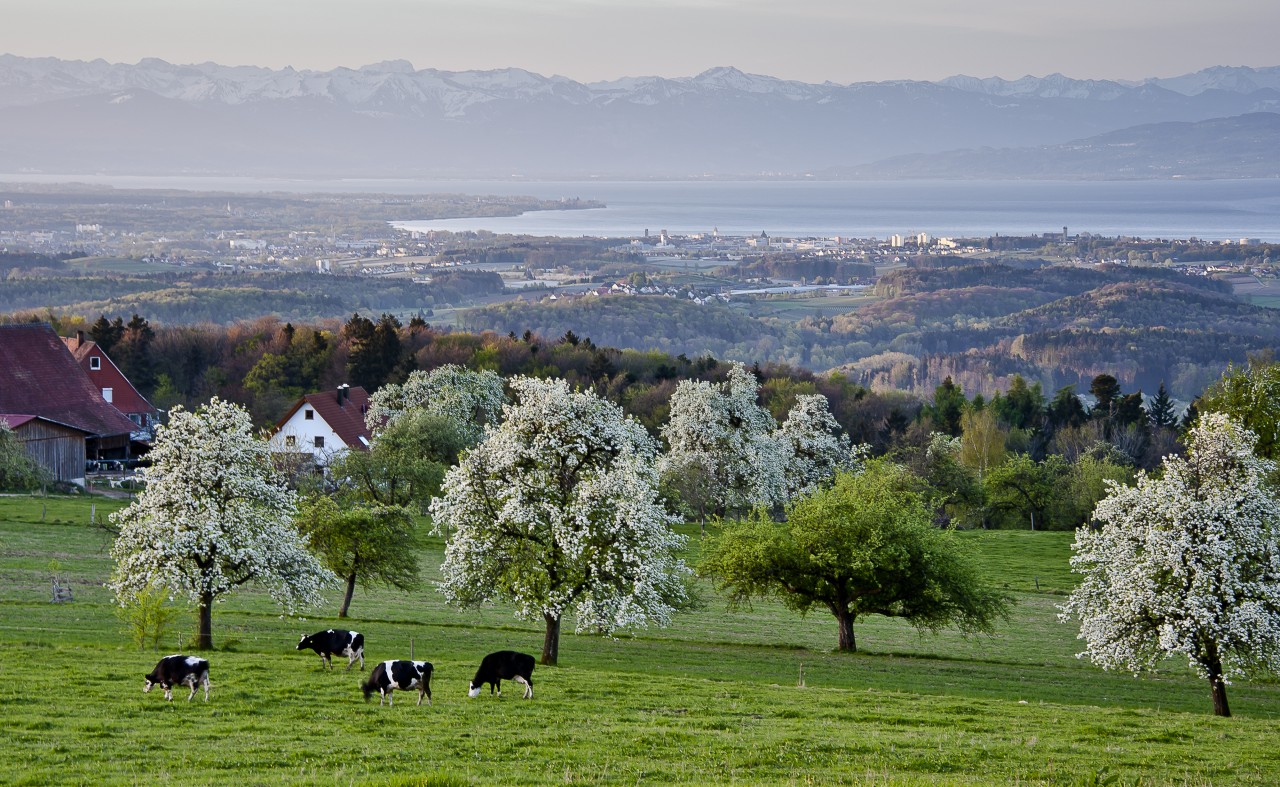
[314,436,325,448]
[285,435,297,448]
[304,409,314,420]
[89,356,101,370]
[102,387,113,403]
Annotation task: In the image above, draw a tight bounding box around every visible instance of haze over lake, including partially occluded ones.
[5,174,1279,241]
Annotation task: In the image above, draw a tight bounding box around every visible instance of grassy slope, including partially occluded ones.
[1,495,1278,785]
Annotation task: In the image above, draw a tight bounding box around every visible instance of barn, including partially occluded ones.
[0,323,144,484]
[0,414,91,483]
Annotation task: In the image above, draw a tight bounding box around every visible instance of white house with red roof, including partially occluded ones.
[268,384,372,468]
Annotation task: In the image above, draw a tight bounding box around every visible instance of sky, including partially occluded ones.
[3,0,1277,83]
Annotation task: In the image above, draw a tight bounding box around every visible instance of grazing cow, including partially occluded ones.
[296,629,365,671]
[468,651,535,699]
[361,660,432,706]
[144,655,210,702]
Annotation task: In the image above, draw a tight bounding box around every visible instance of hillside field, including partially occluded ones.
[1,495,1279,785]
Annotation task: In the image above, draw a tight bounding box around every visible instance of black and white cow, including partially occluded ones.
[361,660,432,706]
[143,655,210,702]
[296,629,365,671]
[468,650,535,699]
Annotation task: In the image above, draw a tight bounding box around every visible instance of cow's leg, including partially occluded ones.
[163,685,173,702]
[495,680,502,697]
[417,685,426,706]
[515,675,533,699]
[186,677,198,702]
[323,653,332,669]
[202,673,210,701]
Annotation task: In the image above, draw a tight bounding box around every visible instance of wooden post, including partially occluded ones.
[91,503,96,525]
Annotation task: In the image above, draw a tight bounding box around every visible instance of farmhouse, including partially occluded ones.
[62,331,159,437]
[268,384,372,469]
[0,323,144,484]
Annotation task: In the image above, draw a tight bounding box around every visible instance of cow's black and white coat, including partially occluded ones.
[361,660,432,706]
[468,650,535,699]
[296,629,365,671]
[144,655,210,702]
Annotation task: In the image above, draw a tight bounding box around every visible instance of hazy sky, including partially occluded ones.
[3,0,1277,83]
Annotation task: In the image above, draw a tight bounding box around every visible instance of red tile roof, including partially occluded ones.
[275,385,373,450]
[0,414,93,434]
[0,324,142,438]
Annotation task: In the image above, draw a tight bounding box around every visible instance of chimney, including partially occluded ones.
[76,330,86,348]
[337,383,350,406]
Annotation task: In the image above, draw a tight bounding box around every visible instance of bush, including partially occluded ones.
[0,424,49,491]
[114,585,182,650]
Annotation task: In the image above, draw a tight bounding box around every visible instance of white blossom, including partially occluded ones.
[431,377,689,644]
[775,393,866,498]
[1059,413,1280,714]
[109,398,335,614]
[659,362,788,515]
[365,364,505,444]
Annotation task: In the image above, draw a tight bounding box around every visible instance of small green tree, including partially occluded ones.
[701,460,1012,652]
[115,584,182,649]
[983,454,1070,530]
[295,496,419,618]
[337,410,467,510]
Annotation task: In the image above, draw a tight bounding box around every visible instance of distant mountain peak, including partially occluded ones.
[1,54,1278,178]
[359,59,416,74]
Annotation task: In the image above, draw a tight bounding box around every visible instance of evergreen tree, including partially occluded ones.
[927,376,967,437]
[1148,381,1178,428]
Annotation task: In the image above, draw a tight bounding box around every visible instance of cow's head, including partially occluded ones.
[296,634,311,650]
[143,676,157,693]
[467,682,482,698]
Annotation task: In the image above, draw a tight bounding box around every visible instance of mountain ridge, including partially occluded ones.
[2,55,1278,178]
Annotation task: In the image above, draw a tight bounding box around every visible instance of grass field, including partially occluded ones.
[2,494,1279,784]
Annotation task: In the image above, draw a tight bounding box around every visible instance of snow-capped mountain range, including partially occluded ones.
[1,55,1277,178]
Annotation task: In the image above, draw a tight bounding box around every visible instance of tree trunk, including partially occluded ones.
[339,571,357,618]
[541,612,561,666]
[197,591,214,651]
[836,609,857,652]
[1207,655,1231,717]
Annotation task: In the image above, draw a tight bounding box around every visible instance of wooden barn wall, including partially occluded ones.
[15,422,86,482]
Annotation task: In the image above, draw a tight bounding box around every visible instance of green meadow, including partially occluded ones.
[2,494,1279,785]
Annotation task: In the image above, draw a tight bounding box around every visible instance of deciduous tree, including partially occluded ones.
[108,398,335,649]
[775,393,864,498]
[660,362,787,517]
[431,377,689,666]
[1060,414,1280,717]
[295,496,418,618]
[701,460,1011,652]
[365,364,505,445]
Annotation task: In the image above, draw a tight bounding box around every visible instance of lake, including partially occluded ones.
[4,174,1278,241]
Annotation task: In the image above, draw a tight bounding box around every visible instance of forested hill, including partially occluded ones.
[874,262,1230,299]
[0,270,503,324]
[462,296,782,360]
[462,262,1275,401]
